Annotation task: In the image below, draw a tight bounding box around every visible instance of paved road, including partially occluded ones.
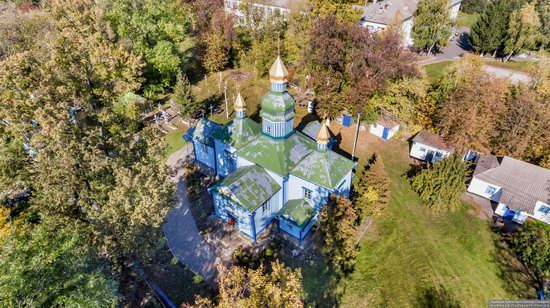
[483,66,531,84]
[163,144,220,286]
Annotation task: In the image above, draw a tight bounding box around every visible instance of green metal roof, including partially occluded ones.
[291,150,354,189]
[192,118,221,146]
[236,132,316,176]
[210,118,261,149]
[215,165,280,212]
[278,199,315,230]
[259,91,296,122]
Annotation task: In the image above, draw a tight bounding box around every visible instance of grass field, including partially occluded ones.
[164,128,188,159]
[338,138,531,307]
[423,61,453,83]
[483,60,532,73]
[456,12,479,28]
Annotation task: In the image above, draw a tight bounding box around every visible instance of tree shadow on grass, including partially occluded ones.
[491,235,535,299]
[414,283,461,308]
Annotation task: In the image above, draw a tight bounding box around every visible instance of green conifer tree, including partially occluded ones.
[411,154,470,213]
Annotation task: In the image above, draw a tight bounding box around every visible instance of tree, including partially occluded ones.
[318,196,358,272]
[306,15,418,117]
[509,221,550,291]
[1,0,175,283]
[537,1,550,49]
[412,0,452,55]
[493,85,550,163]
[0,223,118,307]
[105,0,194,96]
[503,2,541,62]
[173,73,200,119]
[203,8,238,73]
[470,1,511,56]
[411,154,470,213]
[460,0,489,14]
[435,56,509,152]
[210,261,303,307]
[356,154,390,220]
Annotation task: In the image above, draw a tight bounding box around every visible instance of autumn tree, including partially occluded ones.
[0,223,118,307]
[537,1,550,49]
[412,0,452,55]
[203,8,238,73]
[411,154,470,213]
[356,154,390,220]
[319,195,358,272]
[508,221,550,291]
[212,261,303,307]
[504,2,541,62]
[493,85,550,163]
[307,16,418,117]
[435,56,509,152]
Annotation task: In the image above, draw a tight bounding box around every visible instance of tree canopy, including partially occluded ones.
[412,0,452,54]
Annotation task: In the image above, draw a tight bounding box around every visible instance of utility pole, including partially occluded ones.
[209,105,214,117]
[224,81,228,118]
[218,72,222,94]
[204,74,210,96]
[352,113,361,162]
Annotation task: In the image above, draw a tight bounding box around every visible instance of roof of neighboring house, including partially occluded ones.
[473,155,550,214]
[291,150,354,189]
[214,165,281,212]
[236,131,316,176]
[192,118,222,146]
[211,118,261,150]
[412,130,454,152]
[278,199,315,229]
[359,0,462,25]
[244,0,291,9]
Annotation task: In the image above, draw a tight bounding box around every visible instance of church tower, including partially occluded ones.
[316,119,330,151]
[234,92,246,119]
[259,56,296,138]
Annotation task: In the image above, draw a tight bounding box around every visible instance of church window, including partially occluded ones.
[267,126,272,134]
[262,201,270,214]
[303,187,313,200]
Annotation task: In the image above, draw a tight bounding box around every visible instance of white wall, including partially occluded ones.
[369,123,399,140]
[467,177,502,202]
[410,142,452,163]
[450,2,461,20]
[287,174,330,211]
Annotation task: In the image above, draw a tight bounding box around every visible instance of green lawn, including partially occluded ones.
[456,12,479,28]
[423,61,453,84]
[483,60,532,73]
[338,138,531,307]
[164,128,188,160]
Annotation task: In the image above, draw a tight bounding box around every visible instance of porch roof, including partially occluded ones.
[278,199,315,230]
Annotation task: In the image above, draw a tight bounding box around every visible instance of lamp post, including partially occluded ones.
[352,113,361,162]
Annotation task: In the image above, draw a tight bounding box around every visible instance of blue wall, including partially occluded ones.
[278,217,315,240]
[214,139,236,177]
[193,140,216,170]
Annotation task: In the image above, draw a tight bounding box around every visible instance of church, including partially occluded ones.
[187,56,355,243]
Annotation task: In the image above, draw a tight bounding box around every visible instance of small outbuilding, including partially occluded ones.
[369,115,399,140]
[410,130,454,164]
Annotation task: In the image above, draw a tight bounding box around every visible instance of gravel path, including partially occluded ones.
[163,144,220,286]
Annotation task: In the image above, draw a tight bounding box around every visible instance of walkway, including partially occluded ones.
[163,144,220,286]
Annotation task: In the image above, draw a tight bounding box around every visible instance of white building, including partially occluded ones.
[224,0,291,24]
[410,130,453,163]
[369,115,399,140]
[467,155,550,225]
[357,0,462,46]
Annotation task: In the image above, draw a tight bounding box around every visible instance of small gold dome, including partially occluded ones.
[269,55,289,84]
[234,92,246,112]
[316,119,330,145]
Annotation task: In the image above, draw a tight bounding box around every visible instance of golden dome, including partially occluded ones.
[316,119,330,145]
[234,92,246,112]
[269,55,289,84]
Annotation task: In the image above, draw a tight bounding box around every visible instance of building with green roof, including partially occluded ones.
[191,56,354,243]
